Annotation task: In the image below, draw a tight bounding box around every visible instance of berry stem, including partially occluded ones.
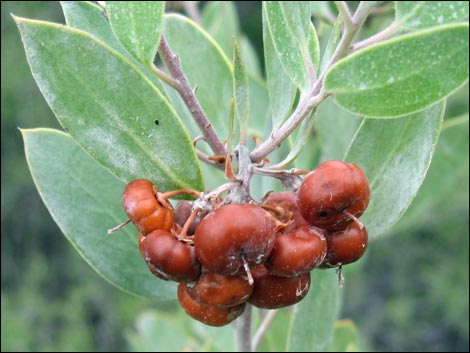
[178,207,200,240]
[107,219,131,234]
[233,304,253,352]
[159,189,201,200]
[242,256,254,285]
[343,210,364,230]
[158,36,226,156]
[252,309,278,351]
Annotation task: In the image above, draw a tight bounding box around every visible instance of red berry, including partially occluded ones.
[265,226,327,277]
[186,271,253,308]
[297,160,370,230]
[320,222,368,268]
[194,204,275,275]
[175,200,199,236]
[122,179,175,235]
[262,192,309,233]
[139,229,201,282]
[248,265,311,309]
[177,283,246,326]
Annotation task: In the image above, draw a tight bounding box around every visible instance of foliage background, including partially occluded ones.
[1,1,468,351]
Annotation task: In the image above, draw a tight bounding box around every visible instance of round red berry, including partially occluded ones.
[194,204,275,275]
[297,160,370,230]
[139,229,201,282]
[178,283,246,327]
[186,271,253,308]
[265,226,327,277]
[262,192,309,233]
[320,222,368,268]
[122,179,175,234]
[248,265,311,309]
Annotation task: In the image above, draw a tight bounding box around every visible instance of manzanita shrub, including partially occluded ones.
[15,1,468,351]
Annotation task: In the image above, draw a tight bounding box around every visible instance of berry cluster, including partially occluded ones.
[121,160,370,327]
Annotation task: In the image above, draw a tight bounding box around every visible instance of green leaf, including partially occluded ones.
[308,23,321,75]
[201,1,240,59]
[16,17,203,192]
[107,1,165,66]
[254,309,292,351]
[396,1,469,29]
[325,24,469,117]
[239,36,262,77]
[286,270,340,352]
[164,14,233,140]
[316,98,362,161]
[394,115,469,230]
[263,5,297,130]
[319,15,343,73]
[310,1,335,22]
[247,75,270,138]
[22,128,176,299]
[127,308,235,352]
[264,1,313,91]
[233,38,250,145]
[60,1,169,99]
[325,320,362,352]
[344,102,445,239]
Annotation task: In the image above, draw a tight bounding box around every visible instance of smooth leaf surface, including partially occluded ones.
[164,14,233,140]
[16,17,203,191]
[286,270,340,352]
[233,38,249,145]
[264,2,312,91]
[325,320,362,352]
[396,1,469,29]
[22,128,176,299]
[254,309,292,351]
[60,1,169,98]
[263,5,296,130]
[325,24,469,117]
[308,23,321,75]
[201,1,240,59]
[239,36,262,77]
[394,116,469,231]
[345,102,445,238]
[107,1,165,65]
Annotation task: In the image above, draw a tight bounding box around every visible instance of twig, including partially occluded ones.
[250,1,379,163]
[148,64,179,89]
[351,20,401,52]
[252,310,278,351]
[158,36,226,156]
[234,304,253,352]
[334,1,353,30]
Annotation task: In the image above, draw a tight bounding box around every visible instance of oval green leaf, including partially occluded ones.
[233,38,250,145]
[264,1,313,91]
[107,1,165,66]
[286,270,340,352]
[325,24,469,117]
[263,5,297,130]
[325,320,362,352]
[22,128,176,299]
[201,1,240,59]
[60,1,169,99]
[394,115,469,231]
[396,1,469,29]
[164,14,233,141]
[16,17,203,192]
[344,102,445,239]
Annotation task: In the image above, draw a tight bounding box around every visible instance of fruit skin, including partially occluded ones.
[186,271,253,308]
[262,192,309,233]
[297,160,370,231]
[122,179,174,235]
[248,265,311,309]
[265,226,327,277]
[320,222,368,268]
[139,230,201,282]
[194,204,275,275]
[178,283,246,327]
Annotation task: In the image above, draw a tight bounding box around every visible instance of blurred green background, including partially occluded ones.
[1,2,468,352]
